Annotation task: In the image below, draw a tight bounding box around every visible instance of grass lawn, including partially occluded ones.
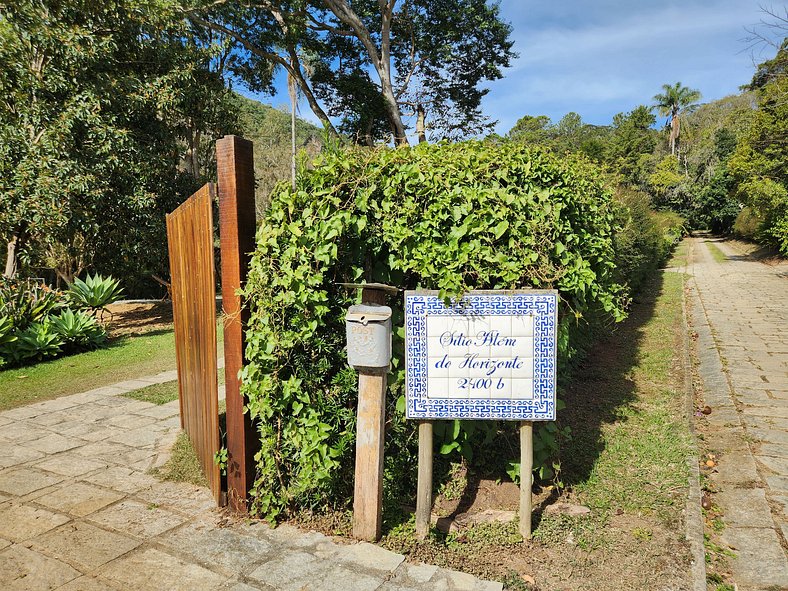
[123,373,225,406]
[0,322,224,411]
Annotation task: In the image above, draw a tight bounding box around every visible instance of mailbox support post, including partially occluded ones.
[352,286,388,541]
[520,421,533,539]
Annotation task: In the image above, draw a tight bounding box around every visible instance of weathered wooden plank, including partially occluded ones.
[216,135,258,512]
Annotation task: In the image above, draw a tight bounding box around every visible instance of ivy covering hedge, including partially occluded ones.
[241,141,651,520]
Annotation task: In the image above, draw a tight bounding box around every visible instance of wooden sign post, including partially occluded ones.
[404,290,558,541]
[520,421,533,538]
[415,420,434,539]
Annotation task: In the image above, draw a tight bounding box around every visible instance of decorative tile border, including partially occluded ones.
[405,290,558,421]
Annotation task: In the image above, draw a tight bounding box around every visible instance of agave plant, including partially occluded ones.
[8,321,64,363]
[0,315,17,367]
[50,308,107,351]
[68,274,123,317]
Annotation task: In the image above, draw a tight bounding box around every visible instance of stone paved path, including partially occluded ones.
[687,237,788,591]
[0,372,501,591]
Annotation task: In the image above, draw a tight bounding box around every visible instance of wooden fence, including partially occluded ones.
[166,183,222,505]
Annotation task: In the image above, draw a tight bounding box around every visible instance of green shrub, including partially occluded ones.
[733,206,763,241]
[50,308,107,352]
[68,274,124,313]
[242,141,628,520]
[611,188,684,294]
[0,278,67,330]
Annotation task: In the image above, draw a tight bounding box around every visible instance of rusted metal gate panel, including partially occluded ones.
[165,183,221,504]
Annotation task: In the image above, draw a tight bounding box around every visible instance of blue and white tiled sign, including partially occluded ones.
[405,290,558,421]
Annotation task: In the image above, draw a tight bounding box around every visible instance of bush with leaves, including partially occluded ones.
[241,141,633,520]
[0,276,111,367]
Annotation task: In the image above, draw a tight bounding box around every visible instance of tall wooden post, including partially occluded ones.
[520,421,533,539]
[216,135,257,512]
[352,287,388,541]
[415,420,433,539]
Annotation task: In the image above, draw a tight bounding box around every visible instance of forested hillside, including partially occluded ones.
[505,41,787,255]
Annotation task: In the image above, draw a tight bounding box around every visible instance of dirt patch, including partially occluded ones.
[105,302,174,337]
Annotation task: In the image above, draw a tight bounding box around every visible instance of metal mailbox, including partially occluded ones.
[345,303,392,370]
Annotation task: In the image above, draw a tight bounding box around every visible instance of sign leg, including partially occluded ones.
[353,372,387,541]
[415,420,433,539]
[520,421,533,539]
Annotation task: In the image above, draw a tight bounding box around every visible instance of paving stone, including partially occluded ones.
[766,474,788,492]
[80,466,156,494]
[35,482,124,517]
[715,488,774,528]
[88,499,186,538]
[0,502,70,541]
[0,442,45,469]
[134,481,215,513]
[404,563,438,583]
[475,581,504,591]
[719,527,788,589]
[97,547,227,590]
[31,521,140,571]
[108,426,161,448]
[308,565,383,591]
[34,454,107,478]
[55,575,123,591]
[748,427,788,445]
[0,405,48,421]
[0,467,64,496]
[135,404,180,419]
[247,551,323,591]
[0,421,53,442]
[105,414,158,430]
[756,442,788,458]
[715,453,759,483]
[336,541,405,572]
[0,544,81,591]
[757,454,788,475]
[158,519,272,575]
[0,537,10,551]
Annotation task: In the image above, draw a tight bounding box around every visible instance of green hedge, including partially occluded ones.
[241,141,636,520]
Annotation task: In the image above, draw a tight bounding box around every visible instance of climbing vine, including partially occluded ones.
[241,141,629,520]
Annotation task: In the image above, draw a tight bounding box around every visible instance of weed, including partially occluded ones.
[151,431,207,486]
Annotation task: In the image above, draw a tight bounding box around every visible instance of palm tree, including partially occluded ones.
[653,82,702,157]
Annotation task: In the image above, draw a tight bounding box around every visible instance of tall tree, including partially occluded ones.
[0,0,235,290]
[189,0,515,145]
[606,105,657,185]
[652,82,702,157]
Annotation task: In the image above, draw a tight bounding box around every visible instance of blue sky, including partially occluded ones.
[247,0,779,135]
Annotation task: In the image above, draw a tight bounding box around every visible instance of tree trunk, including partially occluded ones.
[323,0,409,146]
[670,107,680,157]
[289,68,297,190]
[4,234,19,278]
[416,104,427,143]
